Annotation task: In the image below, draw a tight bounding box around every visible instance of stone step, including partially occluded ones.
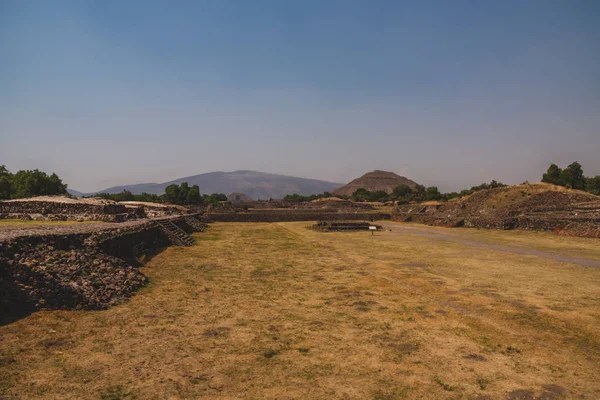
[155,219,195,246]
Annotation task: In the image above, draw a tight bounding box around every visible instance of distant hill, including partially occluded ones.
[332,170,419,196]
[65,188,86,197]
[68,170,344,200]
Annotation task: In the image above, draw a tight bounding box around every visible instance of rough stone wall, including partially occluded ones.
[184,216,208,232]
[0,201,127,215]
[311,221,383,231]
[393,207,600,238]
[87,222,171,265]
[0,199,142,222]
[208,211,391,222]
[0,215,208,323]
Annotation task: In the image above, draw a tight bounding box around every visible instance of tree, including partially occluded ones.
[186,185,201,204]
[9,169,67,198]
[425,186,442,201]
[391,184,413,200]
[202,193,227,207]
[411,184,427,202]
[164,184,181,204]
[178,182,190,204]
[559,161,586,190]
[351,188,371,202]
[586,176,600,195]
[542,164,563,185]
[0,165,12,200]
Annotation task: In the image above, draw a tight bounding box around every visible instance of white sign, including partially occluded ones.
[369,226,377,230]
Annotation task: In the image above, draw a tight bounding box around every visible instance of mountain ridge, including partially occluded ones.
[68,170,344,200]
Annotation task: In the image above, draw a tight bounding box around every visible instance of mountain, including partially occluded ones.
[332,170,419,196]
[66,188,86,197]
[69,170,344,200]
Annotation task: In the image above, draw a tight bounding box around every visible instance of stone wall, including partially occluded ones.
[311,221,383,231]
[394,210,600,238]
[208,211,391,222]
[0,215,207,324]
[87,222,171,265]
[0,200,127,215]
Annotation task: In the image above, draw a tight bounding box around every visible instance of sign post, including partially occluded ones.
[369,225,377,236]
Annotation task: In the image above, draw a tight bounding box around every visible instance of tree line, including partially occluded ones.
[541,162,600,195]
[96,182,228,206]
[282,192,333,202]
[349,180,507,204]
[285,163,600,205]
[0,165,68,200]
[2,163,598,205]
[282,180,508,205]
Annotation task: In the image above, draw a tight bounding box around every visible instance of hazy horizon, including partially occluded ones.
[2,1,599,193]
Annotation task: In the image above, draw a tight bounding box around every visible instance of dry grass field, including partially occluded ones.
[1,222,600,399]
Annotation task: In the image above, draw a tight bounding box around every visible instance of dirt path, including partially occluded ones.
[387,222,600,268]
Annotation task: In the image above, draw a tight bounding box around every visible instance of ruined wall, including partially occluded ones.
[184,216,208,232]
[311,221,383,231]
[393,210,600,238]
[87,222,171,265]
[0,199,140,222]
[0,234,147,318]
[0,215,207,323]
[208,211,391,222]
[0,201,127,215]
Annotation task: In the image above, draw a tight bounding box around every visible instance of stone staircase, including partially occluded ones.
[154,219,195,246]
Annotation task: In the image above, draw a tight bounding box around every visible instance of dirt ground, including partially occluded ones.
[1,222,600,399]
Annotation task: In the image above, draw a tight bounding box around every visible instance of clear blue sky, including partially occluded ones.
[1,0,599,192]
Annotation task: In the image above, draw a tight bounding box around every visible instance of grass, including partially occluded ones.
[0,222,598,399]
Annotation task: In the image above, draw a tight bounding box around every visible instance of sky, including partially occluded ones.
[1,0,599,192]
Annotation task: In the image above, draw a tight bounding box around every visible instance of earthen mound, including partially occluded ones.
[393,183,600,237]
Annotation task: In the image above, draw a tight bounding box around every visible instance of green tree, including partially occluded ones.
[542,164,563,185]
[351,188,370,202]
[559,162,586,190]
[586,176,600,195]
[117,190,135,201]
[186,185,201,204]
[425,186,442,201]
[391,184,413,200]
[177,182,190,204]
[0,165,12,200]
[10,169,67,198]
[202,193,228,207]
[411,184,427,202]
[164,184,181,204]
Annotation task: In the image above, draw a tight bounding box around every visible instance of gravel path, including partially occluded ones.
[387,222,600,268]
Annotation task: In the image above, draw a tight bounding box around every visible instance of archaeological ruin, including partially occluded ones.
[0,195,208,325]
